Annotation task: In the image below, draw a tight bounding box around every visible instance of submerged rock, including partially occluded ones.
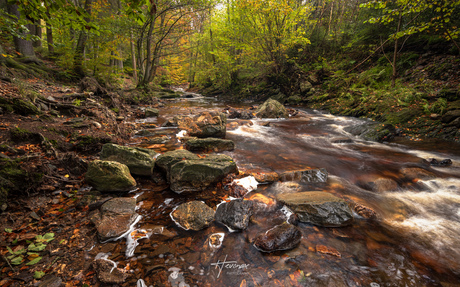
[100,143,158,176]
[215,199,254,231]
[177,111,227,138]
[184,137,235,152]
[170,201,215,231]
[169,155,238,193]
[279,168,328,183]
[253,222,302,252]
[400,167,436,180]
[372,178,399,192]
[85,160,136,192]
[255,98,288,118]
[93,258,129,284]
[276,191,353,227]
[90,197,139,241]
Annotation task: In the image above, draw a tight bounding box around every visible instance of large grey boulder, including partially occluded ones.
[85,160,136,192]
[100,143,157,176]
[90,197,139,241]
[185,137,235,152]
[169,155,238,193]
[177,111,227,138]
[170,201,215,231]
[253,222,302,252]
[255,98,288,118]
[215,199,254,231]
[276,191,353,227]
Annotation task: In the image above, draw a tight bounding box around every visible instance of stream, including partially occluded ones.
[92,95,460,287]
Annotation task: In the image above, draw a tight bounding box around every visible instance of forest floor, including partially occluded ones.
[0,73,141,286]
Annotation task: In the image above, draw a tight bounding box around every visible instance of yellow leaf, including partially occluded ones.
[64,174,69,178]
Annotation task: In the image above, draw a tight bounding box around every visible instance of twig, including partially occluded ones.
[2,254,16,273]
[46,256,60,270]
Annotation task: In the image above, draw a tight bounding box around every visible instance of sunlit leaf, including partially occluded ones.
[26,256,42,265]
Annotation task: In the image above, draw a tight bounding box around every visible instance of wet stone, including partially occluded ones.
[177,111,227,138]
[400,167,436,180]
[144,107,159,117]
[215,199,254,231]
[155,149,199,179]
[93,258,129,284]
[90,197,139,241]
[38,275,62,287]
[253,222,302,252]
[276,191,353,227]
[170,201,215,231]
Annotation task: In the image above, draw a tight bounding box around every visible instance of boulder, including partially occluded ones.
[253,222,302,252]
[170,201,215,231]
[90,197,139,241]
[185,137,235,152]
[225,107,254,119]
[85,160,136,192]
[279,168,328,183]
[215,199,254,231]
[100,143,157,176]
[177,111,227,138]
[144,107,159,117]
[255,98,288,118]
[169,155,238,193]
[93,258,129,284]
[276,191,353,227]
[344,122,395,142]
[155,149,199,179]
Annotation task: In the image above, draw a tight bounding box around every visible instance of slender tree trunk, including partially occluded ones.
[74,0,92,78]
[130,29,137,83]
[7,4,36,58]
[392,12,402,88]
[46,20,54,54]
[32,20,42,48]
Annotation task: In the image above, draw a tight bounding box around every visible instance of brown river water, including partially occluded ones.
[89,96,460,287]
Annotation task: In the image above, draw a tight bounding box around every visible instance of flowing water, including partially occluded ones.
[92,96,460,287]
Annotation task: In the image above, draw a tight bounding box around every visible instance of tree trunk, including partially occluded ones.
[392,12,402,88]
[7,4,36,58]
[130,29,137,83]
[73,0,92,78]
[32,20,42,48]
[46,10,54,54]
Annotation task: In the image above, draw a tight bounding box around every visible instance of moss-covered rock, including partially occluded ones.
[169,155,238,193]
[155,149,199,179]
[85,160,136,192]
[100,143,157,176]
[255,98,288,118]
[184,138,235,152]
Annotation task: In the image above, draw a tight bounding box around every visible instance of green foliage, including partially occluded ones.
[5,233,54,267]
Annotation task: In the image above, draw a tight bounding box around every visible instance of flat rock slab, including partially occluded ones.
[85,160,136,192]
[253,222,302,252]
[276,191,353,227]
[170,201,215,231]
[90,197,139,241]
[215,199,254,231]
[100,143,158,176]
[177,111,227,138]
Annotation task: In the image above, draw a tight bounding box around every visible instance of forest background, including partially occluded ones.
[1,0,459,141]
